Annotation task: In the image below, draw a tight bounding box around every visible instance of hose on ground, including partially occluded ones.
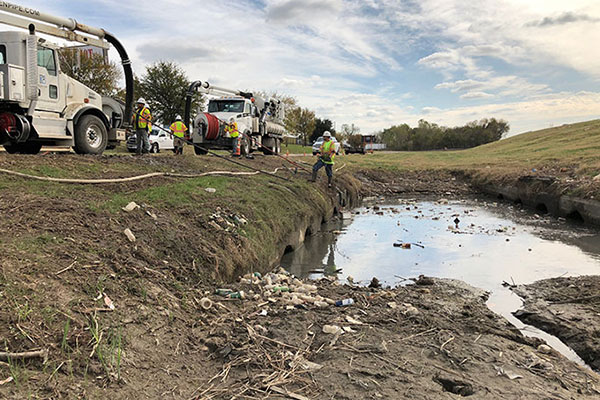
[0,167,283,185]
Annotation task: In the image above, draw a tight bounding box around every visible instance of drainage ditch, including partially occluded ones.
[281,196,600,367]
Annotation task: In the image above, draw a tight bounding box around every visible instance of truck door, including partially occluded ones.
[36,46,63,112]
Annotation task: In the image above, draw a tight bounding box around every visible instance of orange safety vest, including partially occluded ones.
[169,121,187,138]
[135,107,152,130]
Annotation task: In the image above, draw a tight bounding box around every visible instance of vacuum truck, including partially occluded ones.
[0,2,134,154]
[184,81,286,156]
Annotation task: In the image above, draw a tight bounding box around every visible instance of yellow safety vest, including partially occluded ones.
[135,107,152,130]
[320,140,335,164]
[170,121,187,138]
[225,122,239,138]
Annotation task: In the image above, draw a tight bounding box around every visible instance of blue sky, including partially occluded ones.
[7,0,600,135]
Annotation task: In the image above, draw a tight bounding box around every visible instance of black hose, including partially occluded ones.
[103,31,133,128]
[184,81,204,130]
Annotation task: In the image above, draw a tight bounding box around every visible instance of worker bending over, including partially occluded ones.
[226,118,241,157]
[170,115,187,155]
[311,131,335,188]
[132,98,152,155]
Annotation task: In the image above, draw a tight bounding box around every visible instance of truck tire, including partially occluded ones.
[194,145,208,155]
[150,143,159,153]
[73,114,108,155]
[241,135,250,157]
[3,142,42,154]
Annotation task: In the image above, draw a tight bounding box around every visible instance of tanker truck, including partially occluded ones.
[184,81,286,156]
[0,2,134,154]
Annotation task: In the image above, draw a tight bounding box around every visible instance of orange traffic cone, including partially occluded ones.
[233,137,241,156]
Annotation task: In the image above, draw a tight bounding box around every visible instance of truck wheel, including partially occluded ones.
[150,143,159,153]
[241,136,250,157]
[73,115,108,155]
[275,139,281,155]
[194,145,208,155]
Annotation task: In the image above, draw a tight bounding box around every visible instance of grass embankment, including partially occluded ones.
[0,152,363,398]
[328,119,600,198]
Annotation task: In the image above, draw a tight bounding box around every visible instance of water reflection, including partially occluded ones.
[281,199,600,365]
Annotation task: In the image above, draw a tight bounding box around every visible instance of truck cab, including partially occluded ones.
[0,31,124,154]
[207,97,254,137]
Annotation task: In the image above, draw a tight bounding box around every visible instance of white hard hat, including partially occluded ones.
[229,117,235,122]
[136,97,146,104]
[323,131,331,137]
[176,115,182,121]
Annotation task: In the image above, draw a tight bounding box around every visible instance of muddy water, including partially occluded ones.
[281,198,600,366]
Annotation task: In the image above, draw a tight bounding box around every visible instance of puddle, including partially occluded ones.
[281,198,600,366]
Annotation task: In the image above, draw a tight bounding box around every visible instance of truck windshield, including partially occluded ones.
[0,45,5,64]
[208,100,245,113]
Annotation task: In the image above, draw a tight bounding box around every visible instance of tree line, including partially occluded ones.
[379,118,509,151]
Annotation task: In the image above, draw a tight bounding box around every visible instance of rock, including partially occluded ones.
[438,198,449,205]
[123,228,136,242]
[322,325,342,335]
[122,201,139,212]
[205,188,216,193]
[537,344,552,354]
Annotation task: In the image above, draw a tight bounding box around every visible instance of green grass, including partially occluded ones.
[339,120,600,174]
[281,143,314,154]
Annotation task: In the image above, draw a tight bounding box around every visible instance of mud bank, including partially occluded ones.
[513,276,600,371]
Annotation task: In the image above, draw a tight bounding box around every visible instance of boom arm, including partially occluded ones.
[0,2,134,126]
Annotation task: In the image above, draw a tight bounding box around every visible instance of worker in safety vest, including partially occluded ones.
[132,98,152,155]
[170,115,187,155]
[225,118,241,157]
[311,131,336,187]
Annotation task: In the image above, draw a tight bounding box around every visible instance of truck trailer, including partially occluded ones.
[0,2,133,154]
[184,81,286,156]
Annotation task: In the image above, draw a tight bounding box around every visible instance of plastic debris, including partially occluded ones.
[215,288,234,296]
[343,326,357,333]
[322,325,343,335]
[335,298,354,307]
[199,297,213,310]
[205,188,216,193]
[103,294,115,310]
[122,201,140,212]
[123,228,136,243]
[345,315,363,325]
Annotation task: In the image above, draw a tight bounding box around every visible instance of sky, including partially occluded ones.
[5,0,600,135]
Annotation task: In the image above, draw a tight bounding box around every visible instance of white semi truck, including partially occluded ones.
[0,3,134,154]
[184,81,286,156]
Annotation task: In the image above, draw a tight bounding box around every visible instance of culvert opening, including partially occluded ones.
[566,210,585,223]
[497,194,504,200]
[283,245,294,254]
[535,203,548,214]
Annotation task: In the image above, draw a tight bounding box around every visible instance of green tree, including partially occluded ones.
[311,118,336,143]
[58,48,121,96]
[286,107,316,146]
[138,61,203,125]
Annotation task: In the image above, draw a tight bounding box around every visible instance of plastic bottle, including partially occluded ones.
[335,298,354,307]
[215,288,233,296]
[227,291,245,299]
[272,286,290,293]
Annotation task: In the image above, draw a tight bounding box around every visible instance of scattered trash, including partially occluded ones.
[122,201,139,212]
[199,297,213,310]
[343,326,357,333]
[347,276,355,284]
[205,188,217,193]
[215,288,234,296]
[345,315,363,325]
[123,228,136,243]
[103,294,115,310]
[322,325,343,335]
[0,376,13,385]
[335,298,355,307]
[259,309,268,316]
[494,365,523,380]
[387,301,398,309]
[227,291,245,299]
[342,212,352,220]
